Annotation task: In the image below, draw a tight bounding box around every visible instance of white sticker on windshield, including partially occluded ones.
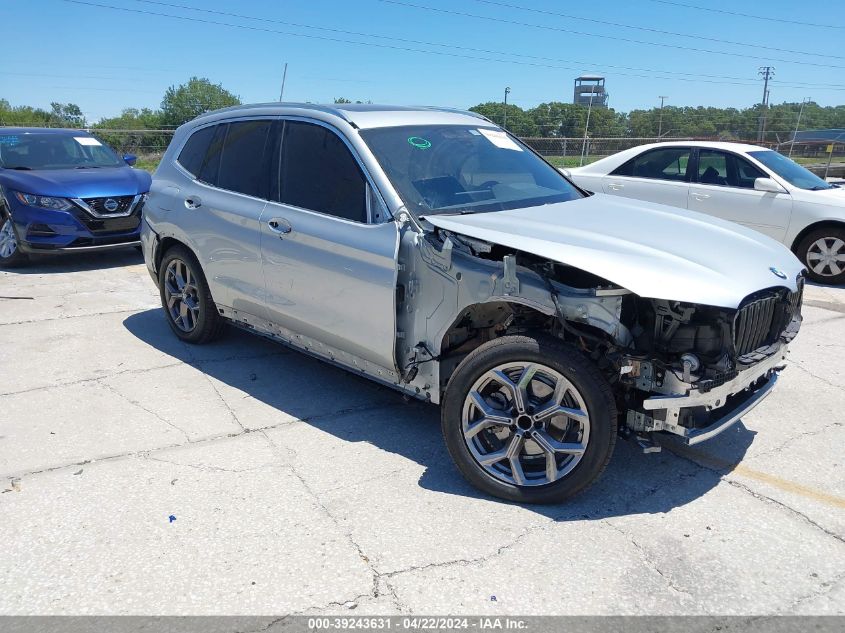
[478,128,522,151]
[74,136,102,146]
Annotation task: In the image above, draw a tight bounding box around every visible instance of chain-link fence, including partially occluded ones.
[2,126,842,175]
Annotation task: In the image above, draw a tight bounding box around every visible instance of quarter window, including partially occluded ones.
[280,121,367,223]
[216,120,274,198]
[198,124,227,186]
[612,147,691,182]
[177,125,215,177]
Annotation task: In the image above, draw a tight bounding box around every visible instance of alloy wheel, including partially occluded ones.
[163,258,201,332]
[806,237,845,277]
[461,362,591,487]
[0,217,17,259]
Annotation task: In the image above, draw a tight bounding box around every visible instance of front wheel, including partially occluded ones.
[796,227,845,285]
[0,213,28,268]
[441,335,617,504]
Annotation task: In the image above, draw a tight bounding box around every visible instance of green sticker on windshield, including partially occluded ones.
[408,136,431,150]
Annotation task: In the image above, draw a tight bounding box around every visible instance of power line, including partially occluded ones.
[646,0,845,30]
[380,0,845,70]
[126,0,795,84]
[472,0,845,60]
[57,0,845,92]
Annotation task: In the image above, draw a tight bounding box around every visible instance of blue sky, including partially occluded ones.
[1,0,843,122]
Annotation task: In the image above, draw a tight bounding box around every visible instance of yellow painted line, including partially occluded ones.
[664,444,845,510]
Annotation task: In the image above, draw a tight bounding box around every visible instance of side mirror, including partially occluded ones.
[754,177,786,194]
[123,154,137,167]
[559,168,572,178]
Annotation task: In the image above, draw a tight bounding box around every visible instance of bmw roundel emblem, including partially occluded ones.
[770,267,787,279]
[103,198,119,212]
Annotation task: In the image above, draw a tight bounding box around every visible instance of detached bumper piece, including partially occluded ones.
[630,349,787,445]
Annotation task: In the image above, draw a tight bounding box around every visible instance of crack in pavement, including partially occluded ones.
[98,380,193,443]
[601,519,694,600]
[259,428,397,612]
[0,306,150,327]
[0,350,293,399]
[0,401,403,481]
[663,446,845,543]
[725,479,845,546]
[788,359,844,390]
[778,568,845,614]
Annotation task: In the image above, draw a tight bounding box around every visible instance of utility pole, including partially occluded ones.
[278,62,288,102]
[757,66,775,143]
[503,86,511,130]
[657,95,668,139]
[580,89,596,167]
[789,97,810,158]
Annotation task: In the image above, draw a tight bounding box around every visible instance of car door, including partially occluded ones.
[259,118,399,371]
[170,119,277,318]
[601,146,692,209]
[688,149,792,241]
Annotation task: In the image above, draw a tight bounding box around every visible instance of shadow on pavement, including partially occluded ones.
[4,247,143,274]
[123,308,754,519]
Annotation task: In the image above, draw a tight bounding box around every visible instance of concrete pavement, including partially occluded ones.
[1,250,843,615]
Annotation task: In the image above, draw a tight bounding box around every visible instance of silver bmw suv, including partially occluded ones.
[142,103,804,503]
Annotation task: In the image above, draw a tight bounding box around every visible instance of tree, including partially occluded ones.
[93,108,168,154]
[469,102,539,136]
[50,102,85,127]
[160,77,240,127]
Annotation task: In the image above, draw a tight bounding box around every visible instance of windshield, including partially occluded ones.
[0,132,123,170]
[748,150,834,190]
[360,124,582,215]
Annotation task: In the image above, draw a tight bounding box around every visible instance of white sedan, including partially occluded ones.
[566,141,845,284]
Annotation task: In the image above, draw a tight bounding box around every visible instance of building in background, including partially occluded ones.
[573,75,609,108]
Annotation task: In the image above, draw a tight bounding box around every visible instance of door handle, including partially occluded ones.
[268,218,292,236]
[692,193,710,200]
[607,183,625,191]
[184,195,202,209]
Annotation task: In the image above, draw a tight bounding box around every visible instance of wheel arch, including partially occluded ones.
[435,299,615,393]
[154,235,200,276]
[790,220,845,254]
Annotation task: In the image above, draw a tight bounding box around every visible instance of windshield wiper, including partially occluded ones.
[2,166,32,170]
[809,185,833,190]
[76,165,101,169]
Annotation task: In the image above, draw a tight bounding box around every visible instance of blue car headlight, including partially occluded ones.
[13,191,73,211]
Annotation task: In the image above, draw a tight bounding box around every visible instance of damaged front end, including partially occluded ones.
[401,222,804,450]
[617,285,803,447]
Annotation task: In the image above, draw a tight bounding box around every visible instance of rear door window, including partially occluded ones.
[279,120,367,223]
[612,147,691,182]
[216,119,274,199]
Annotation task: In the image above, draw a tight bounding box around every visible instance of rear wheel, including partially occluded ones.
[158,245,224,343]
[441,335,617,504]
[796,226,845,285]
[0,213,28,268]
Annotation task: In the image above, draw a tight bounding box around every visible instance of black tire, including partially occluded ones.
[158,245,225,344]
[441,335,617,504]
[795,226,845,285]
[0,212,29,268]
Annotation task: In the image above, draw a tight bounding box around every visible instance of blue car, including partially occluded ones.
[0,127,151,267]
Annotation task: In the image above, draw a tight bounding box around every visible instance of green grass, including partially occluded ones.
[544,155,602,168]
[134,154,162,173]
